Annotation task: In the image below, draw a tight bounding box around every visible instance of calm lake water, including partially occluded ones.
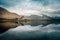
[0,21,60,40]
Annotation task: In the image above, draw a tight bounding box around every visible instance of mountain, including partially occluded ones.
[0,7,23,33]
[24,14,52,20]
[0,7,23,19]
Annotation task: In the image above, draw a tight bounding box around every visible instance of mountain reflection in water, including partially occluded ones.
[0,19,60,33]
[1,20,60,28]
[0,20,60,40]
[23,21,60,27]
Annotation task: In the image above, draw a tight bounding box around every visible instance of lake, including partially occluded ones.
[0,21,60,40]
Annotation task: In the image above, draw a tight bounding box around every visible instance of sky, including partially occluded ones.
[0,0,60,40]
[0,0,60,17]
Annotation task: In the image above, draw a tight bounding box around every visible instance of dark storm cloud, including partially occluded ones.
[0,0,60,7]
[0,0,23,7]
[31,0,60,9]
[31,0,49,6]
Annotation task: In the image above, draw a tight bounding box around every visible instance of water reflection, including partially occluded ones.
[0,18,60,33]
[23,21,60,27]
[0,18,23,33]
[0,19,60,40]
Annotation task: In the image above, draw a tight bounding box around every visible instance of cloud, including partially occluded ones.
[0,0,60,16]
[0,0,23,7]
